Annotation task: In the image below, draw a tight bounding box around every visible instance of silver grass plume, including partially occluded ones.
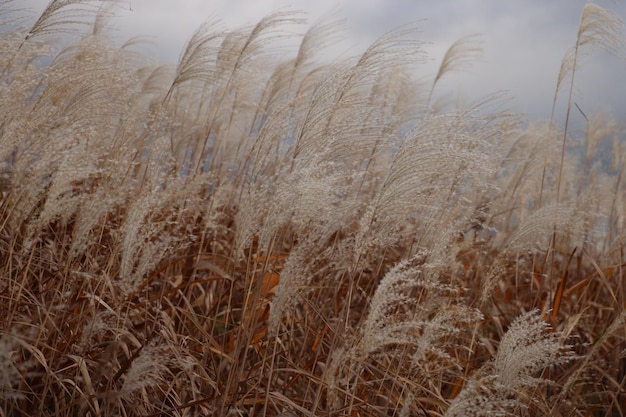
[428,33,484,106]
[445,310,575,417]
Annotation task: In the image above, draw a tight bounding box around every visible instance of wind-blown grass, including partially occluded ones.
[0,2,624,416]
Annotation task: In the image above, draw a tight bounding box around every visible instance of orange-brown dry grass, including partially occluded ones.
[0,2,625,416]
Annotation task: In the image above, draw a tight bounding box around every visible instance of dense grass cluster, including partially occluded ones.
[1,1,625,416]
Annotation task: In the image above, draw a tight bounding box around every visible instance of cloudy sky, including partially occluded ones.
[21,0,626,126]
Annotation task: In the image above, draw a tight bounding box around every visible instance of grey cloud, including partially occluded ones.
[15,0,626,124]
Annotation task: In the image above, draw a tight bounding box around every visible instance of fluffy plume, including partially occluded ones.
[445,310,575,417]
[0,2,623,416]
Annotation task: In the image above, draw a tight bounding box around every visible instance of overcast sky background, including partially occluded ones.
[21,0,626,128]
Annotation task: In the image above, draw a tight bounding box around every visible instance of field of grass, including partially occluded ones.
[1,1,625,416]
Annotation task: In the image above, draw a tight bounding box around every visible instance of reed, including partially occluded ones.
[0,2,624,416]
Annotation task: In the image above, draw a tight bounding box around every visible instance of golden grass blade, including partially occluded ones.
[551,248,575,325]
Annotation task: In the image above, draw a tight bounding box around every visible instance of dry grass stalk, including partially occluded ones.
[0,2,624,416]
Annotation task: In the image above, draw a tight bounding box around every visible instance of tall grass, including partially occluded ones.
[0,1,625,416]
